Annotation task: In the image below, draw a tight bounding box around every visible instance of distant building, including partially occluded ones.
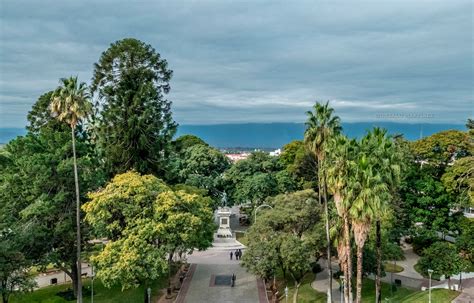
[225,153,250,162]
[269,148,281,156]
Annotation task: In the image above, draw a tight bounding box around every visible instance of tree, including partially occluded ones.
[223,151,285,205]
[350,151,388,303]
[304,101,341,302]
[456,218,474,265]
[242,189,324,303]
[26,91,64,133]
[50,76,93,303]
[0,216,36,303]
[401,168,460,233]
[280,140,317,189]
[418,242,466,289]
[466,118,474,130]
[83,171,214,295]
[326,135,357,303]
[0,126,103,300]
[177,144,230,203]
[234,173,278,205]
[362,128,401,303]
[410,130,472,165]
[441,156,474,207]
[172,135,208,154]
[281,236,312,303]
[91,38,177,177]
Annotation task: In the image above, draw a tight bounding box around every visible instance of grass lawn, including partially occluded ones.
[384,262,404,273]
[9,277,167,303]
[414,263,442,280]
[275,274,459,303]
[235,231,248,246]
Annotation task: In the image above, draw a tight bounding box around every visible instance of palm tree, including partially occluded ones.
[326,135,357,303]
[363,128,401,303]
[304,101,341,302]
[350,155,384,303]
[50,76,92,303]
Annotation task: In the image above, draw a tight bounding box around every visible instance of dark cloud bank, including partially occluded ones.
[0,0,472,128]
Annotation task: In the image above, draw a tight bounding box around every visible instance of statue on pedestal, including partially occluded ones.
[216,191,232,238]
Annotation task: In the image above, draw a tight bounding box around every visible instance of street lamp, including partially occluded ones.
[254,204,273,223]
[91,266,95,303]
[339,276,344,303]
[428,269,433,303]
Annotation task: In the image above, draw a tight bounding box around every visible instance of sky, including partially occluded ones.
[0,0,472,128]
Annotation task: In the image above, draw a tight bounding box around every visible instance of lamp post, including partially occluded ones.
[339,276,344,303]
[254,204,273,223]
[91,266,95,303]
[428,269,433,303]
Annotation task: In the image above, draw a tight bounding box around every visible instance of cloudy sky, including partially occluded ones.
[0,0,472,127]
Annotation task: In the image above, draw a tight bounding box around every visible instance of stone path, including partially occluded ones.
[176,249,267,303]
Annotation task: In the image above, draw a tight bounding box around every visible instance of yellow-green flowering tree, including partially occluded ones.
[82,171,215,292]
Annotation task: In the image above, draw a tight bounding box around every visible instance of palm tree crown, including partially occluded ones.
[51,76,92,128]
[304,101,342,159]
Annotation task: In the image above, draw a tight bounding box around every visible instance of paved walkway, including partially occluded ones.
[311,263,341,301]
[394,243,424,279]
[176,249,267,303]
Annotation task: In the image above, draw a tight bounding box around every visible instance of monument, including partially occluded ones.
[216,192,233,238]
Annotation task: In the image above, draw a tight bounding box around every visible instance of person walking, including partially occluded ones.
[238,249,242,259]
[232,273,236,287]
[230,251,233,260]
[235,249,239,260]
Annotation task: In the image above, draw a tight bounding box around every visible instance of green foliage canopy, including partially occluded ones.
[91,38,177,176]
[83,171,214,289]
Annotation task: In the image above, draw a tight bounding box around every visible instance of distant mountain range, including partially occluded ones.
[0,122,466,149]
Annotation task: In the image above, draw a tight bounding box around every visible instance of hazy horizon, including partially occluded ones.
[1,121,467,147]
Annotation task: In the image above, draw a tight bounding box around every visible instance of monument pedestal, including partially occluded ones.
[216,207,233,238]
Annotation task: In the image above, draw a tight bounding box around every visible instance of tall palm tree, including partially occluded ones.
[363,128,401,303]
[50,76,92,303]
[326,135,357,303]
[304,101,341,302]
[350,133,391,303]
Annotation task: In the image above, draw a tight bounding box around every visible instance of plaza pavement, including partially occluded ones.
[176,248,267,303]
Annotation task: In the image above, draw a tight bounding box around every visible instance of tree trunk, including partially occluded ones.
[70,263,78,298]
[144,284,148,303]
[168,252,173,289]
[293,282,300,303]
[355,245,364,303]
[71,127,82,303]
[317,159,332,303]
[375,219,382,303]
[344,216,353,303]
[342,260,349,303]
[323,170,333,303]
[2,280,9,303]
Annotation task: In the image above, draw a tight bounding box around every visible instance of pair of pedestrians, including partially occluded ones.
[230,249,243,260]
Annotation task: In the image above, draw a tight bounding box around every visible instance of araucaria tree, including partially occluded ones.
[304,101,341,302]
[91,38,177,177]
[50,76,93,303]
